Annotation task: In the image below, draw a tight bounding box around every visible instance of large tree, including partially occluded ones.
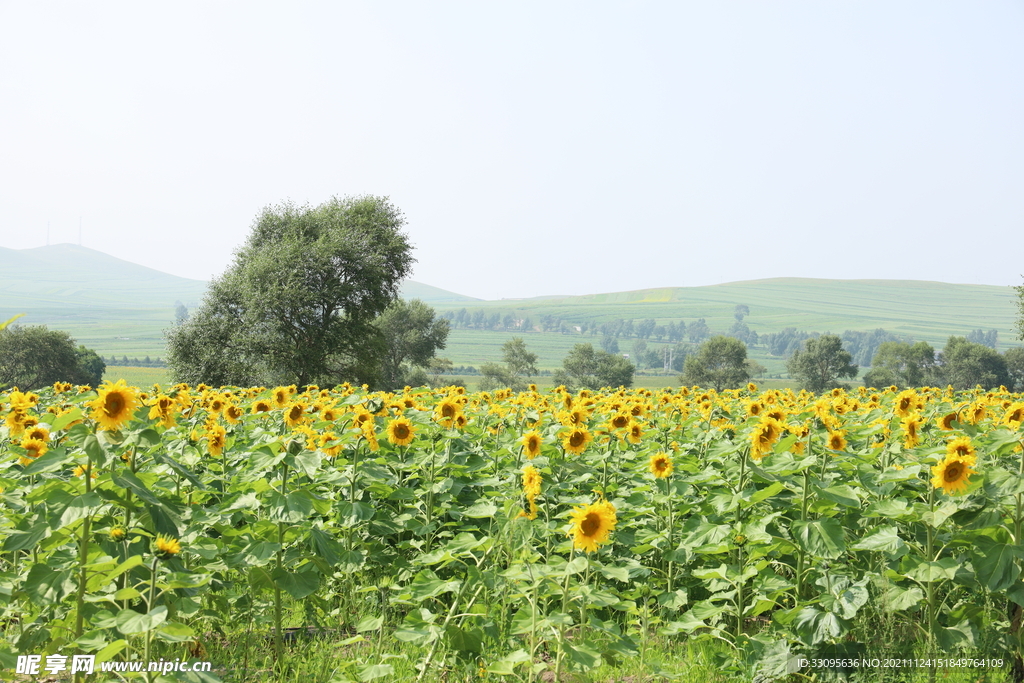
[374,299,450,390]
[166,196,413,387]
[786,334,858,393]
[553,343,634,391]
[862,340,936,388]
[935,336,1009,390]
[0,325,105,390]
[679,335,750,390]
[480,337,538,392]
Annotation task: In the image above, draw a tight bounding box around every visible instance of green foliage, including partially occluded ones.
[553,343,635,390]
[75,345,106,386]
[480,337,538,391]
[166,196,413,387]
[0,324,103,389]
[374,299,450,390]
[786,334,858,393]
[1017,278,1024,341]
[863,340,936,388]
[936,336,1009,390]
[679,335,750,390]
[1005,347,1024,392]
[1,313,25,330]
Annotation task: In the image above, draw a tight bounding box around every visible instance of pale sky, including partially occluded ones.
[1,2,1022,301]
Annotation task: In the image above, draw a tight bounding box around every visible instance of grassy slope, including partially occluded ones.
[2,246,1019,374]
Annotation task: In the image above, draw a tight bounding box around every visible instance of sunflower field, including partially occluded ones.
[1,380,1024,682]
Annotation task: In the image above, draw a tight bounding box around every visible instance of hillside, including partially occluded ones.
[1,245,1019,373]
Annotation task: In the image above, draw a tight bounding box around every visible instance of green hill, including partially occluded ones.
[1,245,1019,377]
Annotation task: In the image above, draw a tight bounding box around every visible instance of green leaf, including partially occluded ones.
[292,449,322,478]
[21,447,69,475]
[116,605,168,635]
[272,568,320,599]
[902,556,958,582]
[2,522,51,552]
[57,491,103,529]
[23,564,75,605]
[445,625,483,653]
[971,535,1023,592]
[817,485,861,508]
[792,606,849,646]
[485,649,530,675]
[791,518,846,559]
[355,616,383,633]
[564,641,602,670]
[310,527,344,566]
[357,664,394,681]
[154,621,196,642]
[851,526,906,557]
[111,471,164,507]
[462,502,498,518]
[268,491,313,523]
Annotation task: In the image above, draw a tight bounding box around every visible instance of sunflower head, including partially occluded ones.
[251,399,273,415]
[568,499,617,553]
[154,534,182,558]
[945,436,977,463]
[827,430,847,452]
[931,456,976,495]
[562,428,592,455]
[649,453,673,478]
[89,380,140,431]
[937,412,958,431]
[386,417,415,446]
[522,431,543,459]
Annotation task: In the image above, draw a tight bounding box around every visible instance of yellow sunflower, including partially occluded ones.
[386,417,415,446]
[250,399,273,415]
[608,413,631,431]
[19,437,47,465]
[434,398,461,427]
[826,430,847,452]
[318,432,342,457]
[522,465,542,498]
[937,412,958,431]
[206,424,227,457]
[649,452,673,478]
[283,402,308,428]
[1003,404,1024,429]
[562,428,592,455]
[568,499,617,553]
[89,380,140,431]
[223,404,244,424]
[931,456,976,495]
[24,426,49,443]
[901,414,925,449]
[626,421,643,444]
[750,417,784,461]
[154,535,182,557]
[522,431,543,459]
[945,436,977,463]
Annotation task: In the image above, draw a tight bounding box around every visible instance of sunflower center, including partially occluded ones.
[394,425,409,439]
[104,394,125,416]
[944,463,964,482]
[580,513,601,537]
[569,432,585,448]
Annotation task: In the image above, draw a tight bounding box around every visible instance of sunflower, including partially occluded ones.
[649,452,673,478]
[562,428,592,455]
[362,422,380,451]
[894,390,918,418]
[931,456,976,495]
[206,424,227,457]
[19,437,47,465]
[608,413,631,431]
[1003,404,1024,429]
[826,430,847,452]
[626,421,643,444]
[434,399,461,427]
[154,535,182,557]
[89,380,140,431]
[522,431,543,459]
[901,414,925,449]
[272,386,292,408]
[283,402,308,428]
[568,499,617,553]
[386,417,415,446]
[250,399,273,415]
[223,404,244,424]
[937,412,958,431]
[318,432,342,457]
[25,426,49,443]
[522,465,542,498]
[750,418,784,461]
[945,436,977,463]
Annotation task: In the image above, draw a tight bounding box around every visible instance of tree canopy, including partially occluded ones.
[786,334,858,393]
[480,337,538,392]
[166,196,413,387]
[679,335,750,391]
[0,325,105,390]
[374,299,449,390]
[936,336,1008,390]
[553,343,634,391]
[862,340,936,388]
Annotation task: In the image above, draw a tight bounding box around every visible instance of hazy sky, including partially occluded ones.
[2,2,1022,301]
